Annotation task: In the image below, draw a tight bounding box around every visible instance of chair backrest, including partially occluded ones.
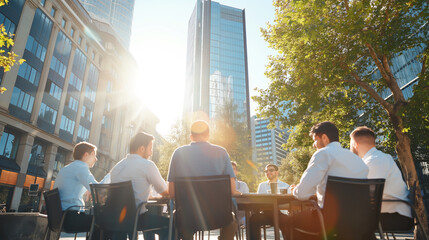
[174,175,233,232]
[322,176,385,240]
[43,188,63,232]
[90,181,138,232]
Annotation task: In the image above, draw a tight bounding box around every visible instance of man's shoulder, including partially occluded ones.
[365,149,393,164]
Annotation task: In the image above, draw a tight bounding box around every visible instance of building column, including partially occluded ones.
[10,134,35,211]
[0,1,38,112]
[30,25,60,124]
[43,144,58,191]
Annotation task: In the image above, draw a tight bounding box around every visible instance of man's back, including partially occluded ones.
[167,142,235,181]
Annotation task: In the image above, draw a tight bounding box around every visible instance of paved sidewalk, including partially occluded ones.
[60,228,414,239]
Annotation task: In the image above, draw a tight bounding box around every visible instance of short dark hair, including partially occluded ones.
[73,142,96,160]
[129,132,154,153]
[265,164,278,171]
[309,121,339,142]
[350,126,376,142]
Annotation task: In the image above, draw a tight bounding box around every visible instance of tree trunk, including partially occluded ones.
[395,126,429,239]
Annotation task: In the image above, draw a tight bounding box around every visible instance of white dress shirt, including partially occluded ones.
[257,180,290,194]
[54,160,98,211]
[293,142,369,207]
[236,179,249,194]
[363,147,412,218]
[110,154,167,213]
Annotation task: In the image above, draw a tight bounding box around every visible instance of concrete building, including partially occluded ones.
[78,0,135,49]
[183,0,251,128]
[251,116,288,167]
[0,0,155,212]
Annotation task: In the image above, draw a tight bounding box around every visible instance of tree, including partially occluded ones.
[210,101,258,191]
[279,146,314,185]
[0,0,25,93]
[254,0,429,236]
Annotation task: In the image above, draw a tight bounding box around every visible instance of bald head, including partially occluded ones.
[190,120,210,142]
[350,126,376,157]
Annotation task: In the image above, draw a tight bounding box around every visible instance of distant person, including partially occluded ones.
[54,142,105,238]
[110,132,169,240]
[350,126,412,231]
[231,161,249,225]
[280,121,369,240]
[167,120,239,240]
[248,164,289,240]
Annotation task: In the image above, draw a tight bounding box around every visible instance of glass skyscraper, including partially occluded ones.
[184,0,250,128]
[79,0,135,48]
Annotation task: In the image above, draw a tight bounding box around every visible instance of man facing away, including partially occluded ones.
[248,164,289,240]
[110,132,169,240]
[167,120,240,240]
[280,121,369,240]
[54,142,104,238]
[350,126,413,231]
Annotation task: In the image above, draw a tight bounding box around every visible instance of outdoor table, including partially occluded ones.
[0,212,48,240]
[235,193,296,240]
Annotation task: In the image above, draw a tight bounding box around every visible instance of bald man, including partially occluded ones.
[350,126,413,231]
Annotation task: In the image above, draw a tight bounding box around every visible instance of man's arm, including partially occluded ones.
[231,178,241,196]
[169,182,175,198]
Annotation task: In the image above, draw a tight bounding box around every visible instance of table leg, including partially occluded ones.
[245,210,251,240]
[273,200,280,240]
[168,200,174,240]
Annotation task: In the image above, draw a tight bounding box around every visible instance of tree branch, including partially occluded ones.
[421,54,427,76]
[344,0,349,11]
[382,55,406,104]
[366,43,391,82]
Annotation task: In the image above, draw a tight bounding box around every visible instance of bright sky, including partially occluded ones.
[129,0,275,136]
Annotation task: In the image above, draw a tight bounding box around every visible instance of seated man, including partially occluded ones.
[249,164,289,240]
[110,132,169,240]
[167,120,239,240]
[231,161,249,226]
[280,121,369,240]
[350,126,413,230]
[54,142,104,238]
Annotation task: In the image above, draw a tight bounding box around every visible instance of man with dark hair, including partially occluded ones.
[279,121,368,240]
[168,120,240,240]
[350,126,412,231]
[248,164,290,240]
[54,141,103,238]
[110,132,169,240]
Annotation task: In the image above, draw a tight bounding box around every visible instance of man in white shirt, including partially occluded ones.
[54,142,102,238]
[110,132,169,240]
[280,121,369,240]
[249,164,289,240]
[350,126,413,231]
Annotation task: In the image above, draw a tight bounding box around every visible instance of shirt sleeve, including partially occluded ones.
[147,161,167,194]
[78,167,99,191]
[293,149,330,200]
[167,149,178,182]
[243,182,249,194]
[257,183,264,194]
[223,150,236,178]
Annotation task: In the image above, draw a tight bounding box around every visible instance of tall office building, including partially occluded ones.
[251,117,289,166]
[0,0,157,212]
[184,0,251,128]
[78,0,135,48]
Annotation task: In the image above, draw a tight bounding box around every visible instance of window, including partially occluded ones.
[25,36,47,62]
[60,115,75,134]
[0,130,20,161]
[50,7,56,17]
[61,18,66,28]
[78,36,82,45]
[85,44,88,52]
[17,62,41,86]
[70,27,74,37]
[45,81,62,100]
[91,51,95,60]
[40,0,45,6]
[10,88,34,113]
[38,103,57,125]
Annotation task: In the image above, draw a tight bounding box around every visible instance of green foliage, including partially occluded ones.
[279,146,315,185]
[1,1,25,93]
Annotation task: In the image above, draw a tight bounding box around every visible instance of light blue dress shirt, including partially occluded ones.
[53,160,98,211]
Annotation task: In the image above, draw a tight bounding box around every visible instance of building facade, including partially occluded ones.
[251,117,288,167]
[0,0,154,212]
[184,0,251,128]
[78,0,135,49]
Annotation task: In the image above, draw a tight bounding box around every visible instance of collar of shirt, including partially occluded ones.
[326,141,342,149]
[362,147,377,161]
[126,153,145,160]
[74,160,89,169]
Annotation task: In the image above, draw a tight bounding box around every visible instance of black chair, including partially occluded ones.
[89,181,146,240]
[43,188,89,240]
[379,182,428,240]
[291,176,385,240]
[173,175,236,239]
